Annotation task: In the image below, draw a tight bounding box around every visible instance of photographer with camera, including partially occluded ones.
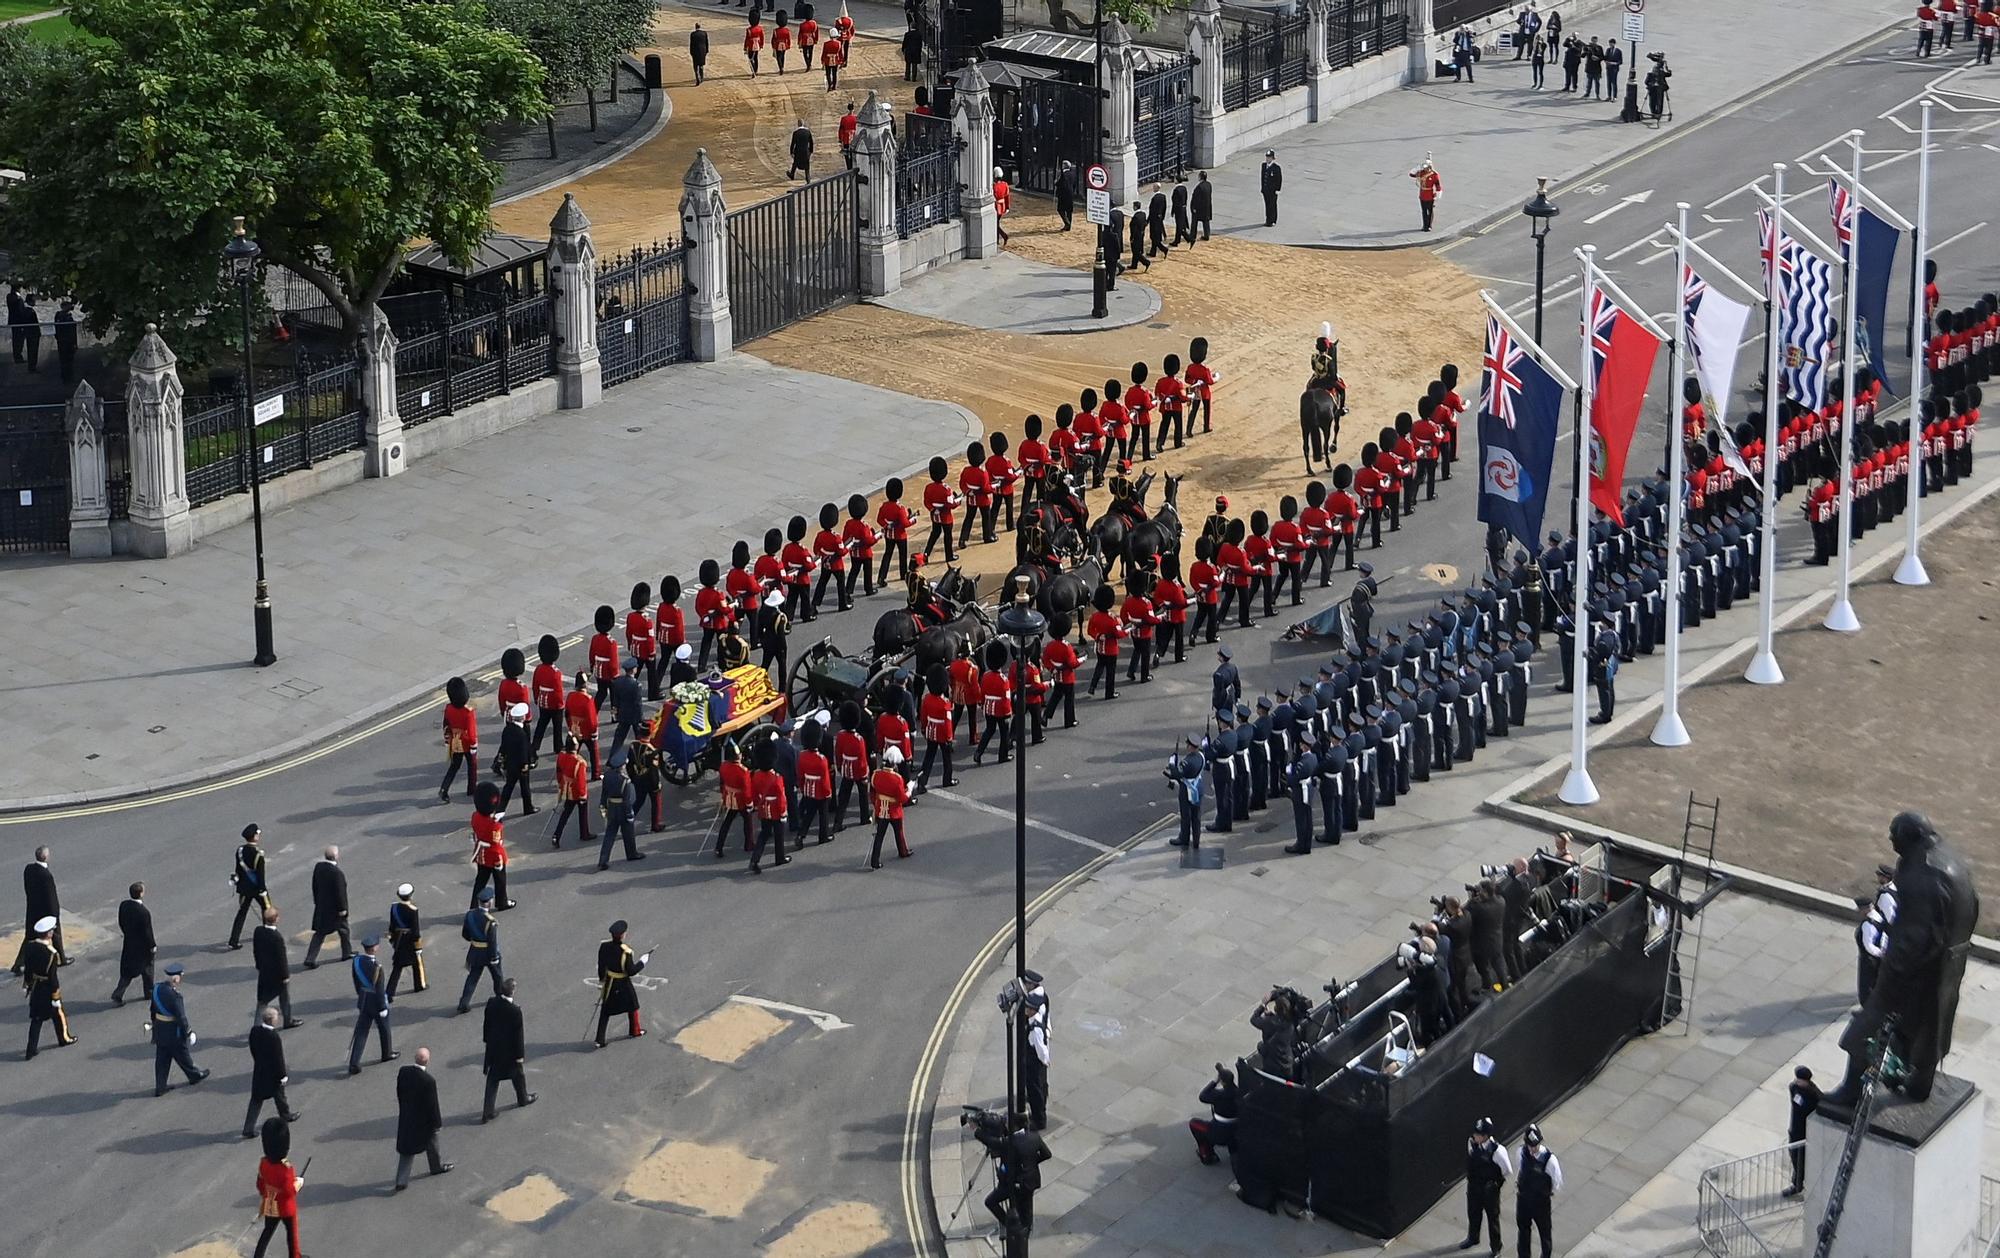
[1435,895,1477,1015]
[965,1104,1052,1243]
[1187,1063,1239,1165]
[1251,987,1306,1080]
[1398,929,1453,1044]
[1467,879,1510,994]
[1644,51,1671,122]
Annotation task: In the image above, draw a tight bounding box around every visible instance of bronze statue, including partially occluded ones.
[1826,812,1980,1105]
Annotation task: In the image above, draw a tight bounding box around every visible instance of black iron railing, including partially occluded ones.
[896,112,962,239]
[595,239,690,388]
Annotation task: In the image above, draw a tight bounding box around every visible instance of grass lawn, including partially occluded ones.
[0,0,60,21]
[18,11,105,43]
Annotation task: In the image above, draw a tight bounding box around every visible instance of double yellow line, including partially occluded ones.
[899,812,1173,1257]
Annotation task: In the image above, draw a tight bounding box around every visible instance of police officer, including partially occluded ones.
[228,823,272,950]
[1516,1123,1562,1258]
[1461,1116,1510,1252]
[1782,1065,1820,1197]
[1166,738,1206,848]
[1855,864,1896,1003]
[1021,990,1051,1130]
[1283,741,1318,855]
[594,920,650,1048]
[347,935,397,1075]
[456,888,503,1015]
[387,884,427,997]
[150,964,209,1096]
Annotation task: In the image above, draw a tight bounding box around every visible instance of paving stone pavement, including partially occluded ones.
[1208,0,1906,248]
[928,431,2000,1255]
[0,356,974,805]
[876,253,1163,336]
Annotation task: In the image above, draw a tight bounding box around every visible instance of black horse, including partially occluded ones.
[908,602,996,693]
[1123,472,1183,575]
[1299,371,1346,473]
[1004,545,1105,644]
[870,567,978,665]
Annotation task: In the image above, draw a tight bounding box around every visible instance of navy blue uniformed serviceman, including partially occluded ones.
[1247,696,1272,813]
[457,888,503,1014]
[228,823,271,950]
[150,963,209,1096]
[1166,739,1205,848]
[595,921,650,1048]
[1206,710,1235,834]
[387,883,426,997]
[1282,740,1318,855]
[20,916,74,1058]
[1210,645,1240,721]
[347,935,397,1076]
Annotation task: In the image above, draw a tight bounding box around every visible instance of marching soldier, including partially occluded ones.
[695,559,733,669]
[552,735,596,848]
[916,665,957,790]
[627,583,661,700]
[387,883,427,997]
[253,907,302,1028]
[456,888,504,1014]
[530,636,567,756]
[877,478,915,587]
[796,721,835,844]
[1086,584,1127,699]
[470,782,515,910]
[922,456,963,563]
[347,935,397,1075]
[1154,557,1189,664]
[150,964,209,1096]
[594,921,650,1047]
[976,640,1017,764]
[870,747,914,868]
[481,976,536,1120]
[229,823,273,950]
[112,881,156,1006]
[20,916,74,1058]
[565,669,601,780]
[986,434,1019,534]
[812,502,851,613]
[598,747,646,870]
[749,741,792,873]
[1041,617,1081,729]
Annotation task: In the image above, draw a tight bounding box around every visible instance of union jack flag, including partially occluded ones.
[1829,179,1855,252]
[1588,287,1620,379]
[1758,208,1799,292]
[1480,315,1527,430]
[1681,263,1708,327]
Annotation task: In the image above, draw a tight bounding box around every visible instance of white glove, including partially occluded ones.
[188,1032,198,1047]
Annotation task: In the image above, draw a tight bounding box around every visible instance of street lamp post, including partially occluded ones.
[223,216,277,668]
[996,577,1047,1257]
[1521,176,1560,345]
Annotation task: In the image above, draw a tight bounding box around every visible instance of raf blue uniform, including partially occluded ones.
[1210,652,1241,721]
[458,901,505,1013]
[1167,746,1205,848]
[150,972,208,1095]
[1282,747,1318,854]
[1247,698,1273,812]
[1206,717,1235,833]
[348,946,396,1074]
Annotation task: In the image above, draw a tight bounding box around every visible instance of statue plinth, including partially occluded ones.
[1805,1074,1982,1258]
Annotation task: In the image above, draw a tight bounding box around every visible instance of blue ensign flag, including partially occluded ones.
[1475,315,1564,546]
[1853,207,1901,395]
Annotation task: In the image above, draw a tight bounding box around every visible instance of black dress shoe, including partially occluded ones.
[302,961,318,971]
[283,1110,304,1122]
[381,1051,400,1063]
[191,1069,211,1085]
[349,1065,362,1076]
[284,1020,305,1029]
[522,1094,538,1107]
[436,1163,455,1176]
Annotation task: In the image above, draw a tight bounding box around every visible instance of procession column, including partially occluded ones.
[682,148,734,361]
[65,380,112,557]
[856,91,902,296]
[955,65,999,260]
[125,324,192,558]
[548,192,603,409]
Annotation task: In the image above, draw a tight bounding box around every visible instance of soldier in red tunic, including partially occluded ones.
[1048,407,1079,482]
[948,647,982,748]
[627,583,660,700]
[1188,537,1222,645]
[735,538,769,646]
[832,702,872,829]
[781,517,817,624]
[253,1118,304,1258]
[1437,363,1468,479]
[1215,519,1251,629]
[796,722,835,844]
[470,782,515,909]
[713,742,753,857]
[1156,352,1187,450]
[748,743,791,873]
[1120,572,1160,684]
[1271,495,1306,607]
[587,605,620,706]
[812,502,850,613]
[1354,442,1389,548]
[530,635,566,760]
[985,432,1018,533]
[1041,617,1081,728]
[441,675,480,802]
[916,665,957,792]
[1184,337,1216,435]
[874,697,914,783]
[1125,362,1156,463]
[869,748,912,868]
[565,670,600,779]
[922,456,961,563]
[976,640,1018,762]
[1017,415,1050,512]
[497,647,530,731]
[1153,555,1189,664]
[656,576,686,677]
[1086,583,1127,699]
[840,494,879,601]
[959,440,995,548]
[1097,382,1127,481]
[877,477,915,587]
[695,559,733,669]
[1300,480,1333,587]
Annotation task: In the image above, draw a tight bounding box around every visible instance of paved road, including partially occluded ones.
[4,43,1997,1258]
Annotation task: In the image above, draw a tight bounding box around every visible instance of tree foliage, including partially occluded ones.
[487,0,655,105]
[0,0,546,355]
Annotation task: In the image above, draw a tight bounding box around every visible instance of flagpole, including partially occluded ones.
[1895,101,1932,587]
[1653,204,1693,747]
[1825,130,1864,632]
[1559,245,1599,807]
[1747,162,1788,685]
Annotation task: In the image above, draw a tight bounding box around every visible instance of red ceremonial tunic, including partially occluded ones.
[588,632,620,682]
[798,749,832,800]
[872,767,909,820]
[1042,637,1080,683]
[1088,609,1128,657]
[565,689,598,738]
[751,768,788,821]
[443,703,478,754]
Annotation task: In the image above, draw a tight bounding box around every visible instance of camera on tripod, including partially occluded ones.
[960,1104,1009,1140]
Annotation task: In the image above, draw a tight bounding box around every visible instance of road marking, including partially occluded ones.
[1701,213,1741,225]
[728,993,852,1032]
[899,812,1174,1258]
[928,789,1120,854]
[1931,220,1990,253]
[1470,274,1537,287]
[1583,190,1655,225]
[1605,235,1668,261]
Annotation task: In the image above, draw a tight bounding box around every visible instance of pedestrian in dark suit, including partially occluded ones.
[1260,151,1282,226]
[347,936,397,1075]
[393,1049,453,1190]
[1171,178,1192,246]
[1054,161,1077,231]
[12,846,64,972]
[787,118,815,179]
[689,21,710,84]
[1127,201,1150,271]
[112,881,156,1005]
[253,908,302,1027]
[302,846,351,967]
[482,977,537,1120]
[1147,184,1169,257]
[609,658,645,752]
[242,1006,302,1138]
[52,300,78,383]
[1191,171,1214,241]
[150,965,209,1095]
[1502,858,1536,979]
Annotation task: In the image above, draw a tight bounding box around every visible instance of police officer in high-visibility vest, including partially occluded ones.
[1460,1116,1510,1253]
[1515,1123,1562,1258]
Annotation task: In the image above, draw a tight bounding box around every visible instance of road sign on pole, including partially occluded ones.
[1085,164,1109,192]
[1086,189,1111,226]
[1621,11,1645,41]
[1623,0,1643,13]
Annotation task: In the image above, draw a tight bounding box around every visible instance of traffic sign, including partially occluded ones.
[1623,0,1643,13]
[1621,11,1645,42]
[1085,164,1109,192]
[1086,188,1111,227]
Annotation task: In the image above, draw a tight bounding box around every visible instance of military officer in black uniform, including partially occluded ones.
[112,881,156,1005]
[1166,738,1206,848]
[347,935,397,1075]
[481,977,537,1121]
[1461,1116,1510,1252]
[228,823,272,950]
[387,883,426,997]
[1206,710,1235,834]
[21,916,74,1058]
[595,920,650,1048]
[1588,622,1621,724]
[1230,705,1254,820]
[1247,696,1272,813]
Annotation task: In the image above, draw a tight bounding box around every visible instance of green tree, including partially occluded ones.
[489,0,653,155]
[0,0,546,356]
[1041,0,1179,35]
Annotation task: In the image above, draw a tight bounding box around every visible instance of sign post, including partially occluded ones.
[1620,0,1646,123]
[1086,163,1110,318]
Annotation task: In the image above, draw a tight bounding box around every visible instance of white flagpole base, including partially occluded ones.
[1893,552,1930,586]
[1557,768,1599,807]
[1823,598,1861,632]
[1649,711,1690,747]
[1744,651,1785,686]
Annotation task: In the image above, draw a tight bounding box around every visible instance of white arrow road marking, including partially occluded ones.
[929,789,1120,854]
[729,994,852,1031]
[1701,214,1740,225]
[1583,190,1654,225]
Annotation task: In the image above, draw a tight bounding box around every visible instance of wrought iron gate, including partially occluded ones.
[1007,77,1097,195]
[0,405,69,552]
[726,171,859,345]
[596,240,690,388]
[1134,60,1194,187]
